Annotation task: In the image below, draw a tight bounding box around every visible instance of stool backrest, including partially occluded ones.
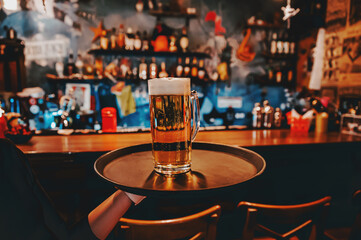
[237,196,331,240]
[118,205,221,240]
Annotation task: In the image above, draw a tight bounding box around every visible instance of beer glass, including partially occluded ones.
[148,78,200,175]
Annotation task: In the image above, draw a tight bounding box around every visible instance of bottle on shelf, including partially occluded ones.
[169,35,178,52]
[138,58,148,80]
[110,28,117,49]
[252,102,263,129]
[176,57,183,77]
[100,30,109,50]
[183,57,191,77]
[263,100,274,128]
[274,107,282,128]
[179,26,189,52]
[142,31,149,51]
[55,57,64,78]
[125,27,135,50]
[64,51,77,76]
[149,57,158,79]
[282,30,290,55]
[158,62,168,78]
[276,30,283,56]
[134,31,142,51]
[266,62,274,83]
[198,59,206,80]
[117,24,126,49]
[275,65,282,84]
[191,57,198,77]
[270,32,277,55]
[75,52,84,75]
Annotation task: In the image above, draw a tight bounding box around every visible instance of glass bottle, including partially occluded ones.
[149,57,158,79]
[179,26,189,52]
[198,59,206,80]
[134,31,142,51]
[142,31,149,51]
[270,32,277,55]
[191,57,198,77]
[169,35,177,52]
[100,30,109,50]
[176,57,183,77]
[110,28,117,49]
[138,58,148,80]
[158,62,168,78]
[252,102,263,128]
[64,52,76,76]
[75,52,84,75]
[263,100,274,128]
[274,107,282,128]
[125,27,134,51]
[183,57,191,77]
[117,24,125,49]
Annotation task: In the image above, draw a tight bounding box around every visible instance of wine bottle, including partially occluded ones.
[183,57,191,77]
[158,62,168,78]
[176,57,183,77]
[179,26,189,52]
[191,57,198,77]
[138,58,148,80]
[149,57,158,79]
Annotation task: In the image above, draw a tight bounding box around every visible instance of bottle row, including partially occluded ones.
[264,62,295,86]
[95,23,190,53]
[58,54,208,82]
[252,100,282,129]
[265,30,296,57]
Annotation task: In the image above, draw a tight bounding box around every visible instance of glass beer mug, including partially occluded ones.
[148,78,200,175]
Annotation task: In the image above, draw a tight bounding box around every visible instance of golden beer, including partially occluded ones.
[148,78,199,175]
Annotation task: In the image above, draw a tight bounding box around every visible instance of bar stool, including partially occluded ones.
[324,189,361,240]
[236,196,332,240]
[117,205,221,240]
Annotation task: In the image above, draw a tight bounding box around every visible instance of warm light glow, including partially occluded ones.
[3,0,19,11]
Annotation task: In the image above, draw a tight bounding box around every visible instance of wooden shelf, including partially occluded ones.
[45,74,109,84]
[88,49,210,59]
[148,10,198,19]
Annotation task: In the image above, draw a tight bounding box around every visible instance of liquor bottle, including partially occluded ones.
[183,57,191,77]
[55,57,64,78]
[263,100,274,128]
[138,58,148,80]
[110,28,117,49]
[142,31,149,51]
[289,33,296,55]
[134,31,142,51]
[176,57,183,77]
[169,35,177,52]
[252,102,263,128]
[125,27,134,50]
[275,65,282,84]
[100,30,109,50]
[274,107,282,128]
[117,24,125,49]
[179,26,189,52]
[266,62,274,83]
[64,52,77,76]
[270,32,277,55]
[198,59,206,80]
[191,57,198,77]
[75,52,84,75]
[158,62,168,78]
[149,57,158,79]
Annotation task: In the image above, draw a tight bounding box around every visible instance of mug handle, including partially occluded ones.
[191,90,200,141]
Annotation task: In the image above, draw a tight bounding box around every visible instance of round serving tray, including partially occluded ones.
[94,142,266,197]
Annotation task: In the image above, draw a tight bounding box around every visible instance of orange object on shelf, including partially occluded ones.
[153,35,169,52]
[101,107,117,133]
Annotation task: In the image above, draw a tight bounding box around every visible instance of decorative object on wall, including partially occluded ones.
[281,0,300,28]
[205,11,226,36]
[90,21,107,43]
[236,28,256,62]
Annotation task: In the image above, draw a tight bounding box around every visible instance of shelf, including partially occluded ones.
[261,52,297,60]
[46,74,109,84]
[88,49,210,59]
[148,10,198,19]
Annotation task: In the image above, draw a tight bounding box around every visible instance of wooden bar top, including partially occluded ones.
[17,129,361,155]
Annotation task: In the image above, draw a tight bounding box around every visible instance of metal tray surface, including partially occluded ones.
[94,142,266,197]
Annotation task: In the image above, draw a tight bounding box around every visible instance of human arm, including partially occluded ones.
[88,190,145,240]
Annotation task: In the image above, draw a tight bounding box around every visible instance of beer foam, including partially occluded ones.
[148,78,190,95]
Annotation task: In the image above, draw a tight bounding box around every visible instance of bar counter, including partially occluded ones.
[17,129,361,155]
